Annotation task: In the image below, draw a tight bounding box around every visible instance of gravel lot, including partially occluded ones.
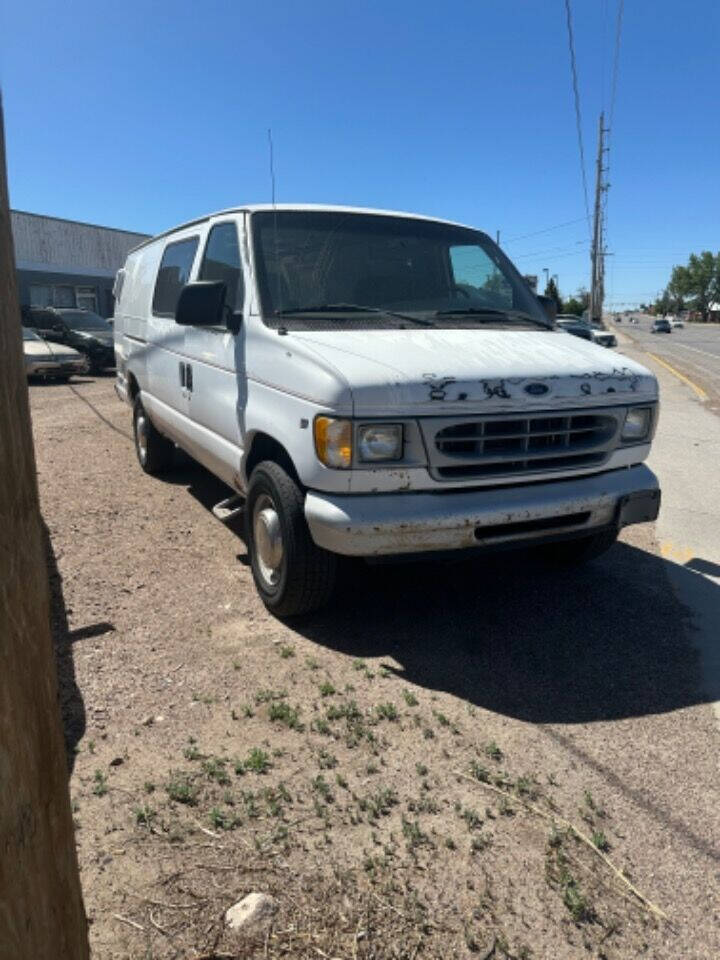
[31,374,720,959]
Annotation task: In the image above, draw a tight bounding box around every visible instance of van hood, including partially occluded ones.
[291,327,657,415]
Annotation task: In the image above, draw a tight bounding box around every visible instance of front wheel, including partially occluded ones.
[246,461,337,617]
[133,396,174,474]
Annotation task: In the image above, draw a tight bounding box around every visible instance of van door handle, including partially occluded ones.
[186,364,193,392]
[179,361,186,387]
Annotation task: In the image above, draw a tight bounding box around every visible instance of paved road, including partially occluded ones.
[614,316,720,401]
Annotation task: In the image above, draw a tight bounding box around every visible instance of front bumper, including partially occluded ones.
[26,359,87,377]
[305,464,660,557]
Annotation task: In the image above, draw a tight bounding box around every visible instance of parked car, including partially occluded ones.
[114,204,660,616]
[590,323,617,348]
[651,318,672,334]
[555,316,594,342]
[22,327,87,380]
[671,318,685,329]
[22,307,115,373]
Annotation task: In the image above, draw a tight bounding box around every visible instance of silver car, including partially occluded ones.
[590,323,618,348]
[23,327,88,380]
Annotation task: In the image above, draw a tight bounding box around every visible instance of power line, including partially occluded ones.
[513,240,589,259]
[563,0,592,239]
[608,0,625,130]
[603,1,625,286]
[517,249,591,265]
[503,216,587,244]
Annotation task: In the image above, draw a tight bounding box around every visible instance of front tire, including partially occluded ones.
[133,396,174,474]
[246,461,337,617]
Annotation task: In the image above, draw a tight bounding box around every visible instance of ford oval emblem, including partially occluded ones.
[524,382,550,397]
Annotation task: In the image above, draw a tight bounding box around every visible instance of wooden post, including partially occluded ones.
[0,97,90,959]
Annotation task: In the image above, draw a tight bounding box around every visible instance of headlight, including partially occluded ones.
[621,406,652,442]
[314,416,352,468]
[358,423,403,462]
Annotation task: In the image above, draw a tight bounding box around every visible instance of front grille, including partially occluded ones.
[427,410,621,480]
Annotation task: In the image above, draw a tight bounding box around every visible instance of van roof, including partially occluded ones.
[128,204,481,255]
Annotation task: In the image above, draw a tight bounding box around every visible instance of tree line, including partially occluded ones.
[541,276,589,317]
[650,251,720,321]
[538,251,719,321]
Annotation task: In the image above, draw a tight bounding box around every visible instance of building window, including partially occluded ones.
[53,285,75,307]
[76,286,98,312]
[29,284,52,307]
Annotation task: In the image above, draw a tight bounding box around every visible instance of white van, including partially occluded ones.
[114,205,660,615]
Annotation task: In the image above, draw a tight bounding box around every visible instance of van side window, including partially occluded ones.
[152,237,199,317]
[198,222,244,311]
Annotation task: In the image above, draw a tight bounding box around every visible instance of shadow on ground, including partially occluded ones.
[157,457,720,726]
[43,523,115,774]
[300,543,719,725]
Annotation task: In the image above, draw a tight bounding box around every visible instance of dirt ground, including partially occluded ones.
[30,375,720,960]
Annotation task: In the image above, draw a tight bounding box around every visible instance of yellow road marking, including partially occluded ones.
[647,353,708,401]
[659,540,695,565]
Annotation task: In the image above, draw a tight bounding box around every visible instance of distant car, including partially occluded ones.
[671,318,685,329]
[555,316,594,342]
[22,327,87,380]
[651,318,672,334]
[590,323,617,348]
[22,307,115,373]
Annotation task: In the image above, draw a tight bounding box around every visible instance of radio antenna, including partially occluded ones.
[267,128,277,206]
[267,128,283,319]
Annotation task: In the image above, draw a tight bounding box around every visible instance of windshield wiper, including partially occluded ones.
[274,303,435,327]
[434,307,549,327]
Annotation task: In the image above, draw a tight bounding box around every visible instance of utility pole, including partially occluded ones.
[589,112,609,322]
[0,97,90,960]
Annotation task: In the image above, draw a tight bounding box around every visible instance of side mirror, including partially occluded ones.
[175,281,228,327]
[537,295,557,322]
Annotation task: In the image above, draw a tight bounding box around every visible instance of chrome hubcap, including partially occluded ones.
[253,494,283,587]
[136,413,148,462]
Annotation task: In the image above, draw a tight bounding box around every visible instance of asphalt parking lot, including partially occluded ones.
[30,372,720,959]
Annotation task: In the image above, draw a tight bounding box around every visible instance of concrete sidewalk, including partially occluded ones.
[627,342,720,727]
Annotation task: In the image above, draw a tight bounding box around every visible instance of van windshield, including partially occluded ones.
[251,211,549,330]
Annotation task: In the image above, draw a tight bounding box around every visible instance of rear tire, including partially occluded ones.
[133,396,174,474]
[246,461,337,617]
[542,528,618,566]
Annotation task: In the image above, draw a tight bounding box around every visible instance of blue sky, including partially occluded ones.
[2,0,717,306]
